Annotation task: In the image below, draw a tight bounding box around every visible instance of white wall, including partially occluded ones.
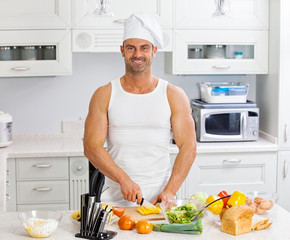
[0,52,256,134]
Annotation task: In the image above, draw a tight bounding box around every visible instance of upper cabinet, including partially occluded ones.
[72,0,173,52]
[166,0,269,74]
[0,0,71,29]
[0,30,72,77]
[73,0,172,29]
[166,30,268,75]
[174,0,269,30]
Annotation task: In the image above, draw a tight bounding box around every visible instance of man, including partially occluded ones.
[84,12,196,207]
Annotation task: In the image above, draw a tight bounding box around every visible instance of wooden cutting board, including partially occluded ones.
[123,207,165,221]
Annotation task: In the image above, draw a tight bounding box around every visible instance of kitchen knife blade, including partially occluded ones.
[140,198,156,208]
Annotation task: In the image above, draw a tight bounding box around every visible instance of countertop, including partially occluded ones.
[0,206,289,240]
[0,132,278,158]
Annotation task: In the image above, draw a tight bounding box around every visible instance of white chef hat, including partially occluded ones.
[123,12,163,49]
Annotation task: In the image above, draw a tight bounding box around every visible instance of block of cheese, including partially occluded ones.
[221,205,254,236]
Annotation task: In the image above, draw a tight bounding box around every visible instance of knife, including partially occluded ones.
[140,197,156,208]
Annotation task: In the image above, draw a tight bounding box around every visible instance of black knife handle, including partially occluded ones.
[89,169,100,196]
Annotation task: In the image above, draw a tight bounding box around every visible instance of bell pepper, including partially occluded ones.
[205,195,223,215]
[227,191,246,207]
[137,206,161,215]
[218,190,230,208]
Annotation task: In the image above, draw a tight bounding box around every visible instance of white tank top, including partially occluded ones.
[106,78,172,189]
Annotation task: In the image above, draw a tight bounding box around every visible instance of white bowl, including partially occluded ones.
[18,210,62,238]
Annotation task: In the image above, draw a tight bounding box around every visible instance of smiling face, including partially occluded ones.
[121,38,157,74]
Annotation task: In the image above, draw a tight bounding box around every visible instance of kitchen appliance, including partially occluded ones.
[191,99,259,142]
[76,169,117,240]
[0,111,13,147]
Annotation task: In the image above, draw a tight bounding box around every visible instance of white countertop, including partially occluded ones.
[0,133,278,158]
[0,206,289,240]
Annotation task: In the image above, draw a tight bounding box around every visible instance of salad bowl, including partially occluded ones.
[160,198,206,224]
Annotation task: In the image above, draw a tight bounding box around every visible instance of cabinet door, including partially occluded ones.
[0,0,71,29]
[166,30,268,74]
[186,152,277,196]
[175,0,268,30]
[73,0,173,29]
[277,152,290,212]
[6,158,16,212]
[0,30,72,77]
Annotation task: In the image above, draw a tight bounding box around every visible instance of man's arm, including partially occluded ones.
[152,84,196,204]
[83,83,143,204]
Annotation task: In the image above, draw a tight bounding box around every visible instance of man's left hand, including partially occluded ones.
[152,191,175,205]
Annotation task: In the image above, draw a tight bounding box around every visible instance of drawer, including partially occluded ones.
[187,152,277,195]
[16,157,69,180]
[17,203,69,212]
[17,180,69,204]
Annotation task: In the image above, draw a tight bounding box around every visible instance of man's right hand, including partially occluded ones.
[120,179,143,205]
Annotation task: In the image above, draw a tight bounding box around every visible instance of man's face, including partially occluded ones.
[121,38,157,74]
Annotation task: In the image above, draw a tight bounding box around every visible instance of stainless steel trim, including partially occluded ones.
[33,187,52,191]
[223,159,242,165]
[212,65,230,69]
[33,164,52,168]
[11,67,30,71]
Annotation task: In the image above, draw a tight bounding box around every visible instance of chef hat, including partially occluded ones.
[123,12,163,49]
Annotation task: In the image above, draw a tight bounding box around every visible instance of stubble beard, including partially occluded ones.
[125,54,152,74]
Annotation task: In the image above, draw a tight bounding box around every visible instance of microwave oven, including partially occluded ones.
[191,99,259,142]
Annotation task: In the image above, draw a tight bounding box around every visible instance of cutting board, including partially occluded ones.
[124,207,165,221]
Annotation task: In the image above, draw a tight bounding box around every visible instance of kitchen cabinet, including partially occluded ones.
[174,0,269,30]
[6,158,16,212]
[166,30,268,74]
[184,152,277,197]
[72,0,173,52]
[6,157,89,212]
[0,30,72,77]
[0,0,71,29]
[277,152,290,212]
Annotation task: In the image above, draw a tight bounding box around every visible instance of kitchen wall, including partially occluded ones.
[0,52,256,134]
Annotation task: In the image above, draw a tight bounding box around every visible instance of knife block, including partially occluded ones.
[75,169,117,240]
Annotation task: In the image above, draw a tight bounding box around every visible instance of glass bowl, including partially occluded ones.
[160,198,206,224]
[245,191,278,219]
[18,210,62,238]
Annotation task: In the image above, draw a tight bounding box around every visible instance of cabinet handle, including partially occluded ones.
[11,67,30,71]
[285,124,289,143]
[223,159,241,165]
[6,170,10,175]
[6,194,10,200]
[33,164,52,168]
[6,181,10,186]
[33,187,52,192]
[113,19,125,23]
[77,166,83,171]
[212,65,230,69]
[284,161,288,179]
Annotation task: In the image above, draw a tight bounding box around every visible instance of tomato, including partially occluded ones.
[113,206,125,218]
[118,215,135,230]
[218,190,230,208]
[135,220,153,234]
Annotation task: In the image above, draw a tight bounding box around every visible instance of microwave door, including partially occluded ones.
[201,110,244,141]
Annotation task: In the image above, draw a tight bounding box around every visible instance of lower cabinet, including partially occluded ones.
[172,151,277,198]
[277,151,290,212]
[6,156,89,212]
